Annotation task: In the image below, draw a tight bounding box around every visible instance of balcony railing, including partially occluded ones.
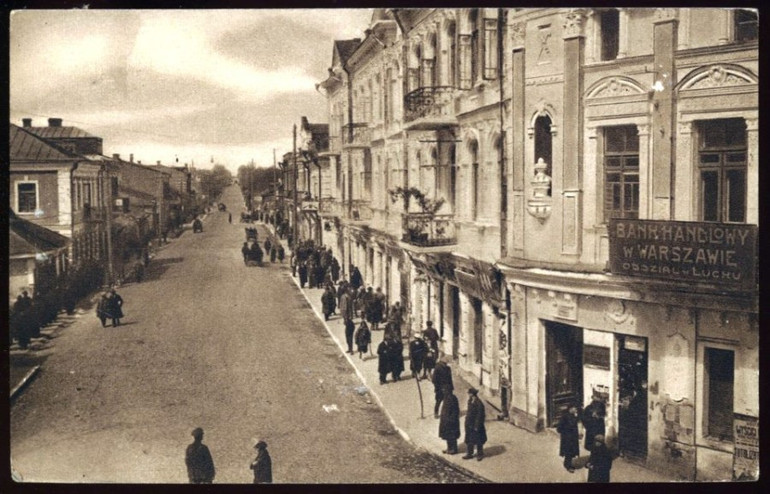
[343,123,371,146]
[402,212,456,247]
[404,86,455,123]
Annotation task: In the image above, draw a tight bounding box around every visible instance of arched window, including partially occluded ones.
[469,140,480,219]
[534,114,553,195]
[446,21,457,87]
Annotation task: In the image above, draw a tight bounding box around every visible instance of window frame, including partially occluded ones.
[734,9,758,42]
[599,9,620,62]
[696,119,747,224]
[602,125,640,221]
[15,180,39,214]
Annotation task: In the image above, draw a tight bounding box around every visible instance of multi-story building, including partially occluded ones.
[315,8,758,480]
[110,153,171,240]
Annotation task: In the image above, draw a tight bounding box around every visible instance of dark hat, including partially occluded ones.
[594,434,606,444]
[254,439,267,449]
[468,387,479,395]
[192,427,204,438]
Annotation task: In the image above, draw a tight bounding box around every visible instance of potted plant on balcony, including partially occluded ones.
[388,187,445,245]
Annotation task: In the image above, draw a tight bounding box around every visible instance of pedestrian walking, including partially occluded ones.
[557,405,581,472]
[264,238,272,255]
[387,301,404,341]
[228,212,232,224]
[388,337,405,382]
[422,320,440,355]
[586,435,614,483]
[96,291,111,327]
[241,242,250,265]
[367,287,386,330]
[185,427,215,484]
[582,394,607,452]
[250,439,272,484]
[298,261,308,288]
[270,246,277,263]
[438,386,460,455]
[330,257,340,283]
[432,360,454,418]
[423,348,436,380]
[321,285,336,321]
[344,318,356,354]
[350,265,363,290]
[409,334,428,380]
[377,338,391,384]
[354,321,371,360]
[108,288,124,326]
[463,388,487,461]
[277,245,285,263]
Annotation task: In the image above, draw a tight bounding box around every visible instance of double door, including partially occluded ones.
[546,322,583,428]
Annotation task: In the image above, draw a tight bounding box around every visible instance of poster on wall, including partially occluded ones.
[732,413,759,481]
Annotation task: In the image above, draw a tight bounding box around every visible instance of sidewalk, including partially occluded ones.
[266,225,679,483]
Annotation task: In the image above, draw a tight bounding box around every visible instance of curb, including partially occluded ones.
[282,248,491,483]
[10,365,40,400]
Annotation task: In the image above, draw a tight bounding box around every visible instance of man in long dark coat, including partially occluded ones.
[277,245,285,263]
[388,337,404,381]
[438,386,460,455]
[250,439,272,484]
[330,258,340,283]
[350,266,363,290]
[582,395,607,452]
[108,288,124,326]
[557,405,581,472]
[250,242,263,265]
[432,360,454,418]
[463,388,487,461]
[354,321,371,360]
[14,291,34,347]
[185,427,215,484]
[368,287,386,331]
[321,286,336,321]
[298,261,308,288]
[241,242,250,265]
[377,338,391,384]
[344,319,356,355]
[96,292,111,327]
[270,246,277,263]
[409,335,428,380]
[423,320,440,355]
[586,435,614,483]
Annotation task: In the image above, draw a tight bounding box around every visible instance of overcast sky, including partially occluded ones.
[10,9,373,172]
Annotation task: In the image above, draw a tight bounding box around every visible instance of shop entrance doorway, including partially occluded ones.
[545,321,583,428]
[617,335,648,459]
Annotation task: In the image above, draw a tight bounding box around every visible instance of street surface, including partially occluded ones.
[10,185,476,483]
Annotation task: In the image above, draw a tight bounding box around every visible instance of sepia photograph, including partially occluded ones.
[7,6,759,484]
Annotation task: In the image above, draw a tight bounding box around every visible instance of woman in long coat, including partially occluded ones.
[96,292,111,327]
[321,286,336,321]
[377,338,391,384]
[298,261,308,288]
[463,388,487,460]
[388,337,405,381]
[557,405,581,472]
[250,440,272,484]
[107,289,124,326]
[438,386,461,454]
[354,321,371,360]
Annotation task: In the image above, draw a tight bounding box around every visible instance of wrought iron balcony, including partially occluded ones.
[404,86,455,124]
[402,212,456,247]
[342,123,371,147]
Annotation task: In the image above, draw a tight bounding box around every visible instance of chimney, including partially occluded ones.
[157,160,161,165]
[130,153,134,163]
[113,153,121,160]
[48,118,63,127]
[138,160,142,165]
[22,118,32,127]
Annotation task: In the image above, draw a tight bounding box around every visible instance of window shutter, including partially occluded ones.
[458,34,472,89]
[483,18,499,80]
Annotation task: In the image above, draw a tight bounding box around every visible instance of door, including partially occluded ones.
[617,335,648,459]
[451,285,460,359]
[546,321,583,428]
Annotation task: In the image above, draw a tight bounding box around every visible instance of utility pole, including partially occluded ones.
[101,164,114,285]
[293,124,298,248]
[273,148,277,223]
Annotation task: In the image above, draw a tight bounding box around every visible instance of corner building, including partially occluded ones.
[317,8,758,480]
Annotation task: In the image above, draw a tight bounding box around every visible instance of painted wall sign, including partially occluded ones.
[608,219,757,287]
[584,344,611,370]
[733,413,759,481]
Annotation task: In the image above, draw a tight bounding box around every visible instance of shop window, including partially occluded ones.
[734,9,758,42]
[599,9,620,61]
[705,348,734,441]
[698,119,747,223]
[16,182,38,213]
[603,125,639,220]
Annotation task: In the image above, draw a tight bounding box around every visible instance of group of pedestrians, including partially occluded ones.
[10,290,35,349]
[292,240,341,290]
[240,229,284,267]
[185,427,272,484]
[434,363,487,461]
[96,288,125,328]
[557,394,616,482]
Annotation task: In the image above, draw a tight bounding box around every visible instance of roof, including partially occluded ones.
[25,125,98,139]
[9,210,70,257]
[334,39,361,65]
[9,124,78,162]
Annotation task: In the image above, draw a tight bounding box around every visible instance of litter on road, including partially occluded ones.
[322,404,339,413]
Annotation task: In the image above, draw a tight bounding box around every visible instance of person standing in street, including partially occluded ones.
[354,321,371,360]
[241,242,250,265]
[96,291,111,327]
[422,320,440,355]
[409,334,428,380]
[185,427,215,484]
[13,291,34,348]
[270,245,277,263]
[431,359,454,418]
[277,245,285,263]
[228,212,232,224]
[463,388,487,461]
[298,260,308,288]
[321,285,336,321]
[438,385,460,455]
[377,337,391,385]
[339,287,355,354]
[250,439,272,484]
[586,435,614,483]
[388,336,405,382]
[582,394,607,452]
[557,405,581,472]
[108,288,124,327]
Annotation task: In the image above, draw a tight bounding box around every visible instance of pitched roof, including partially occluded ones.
[9,124,78,161]
[334,39,361,65]
[9,210,70,257]
[25,125,97,139]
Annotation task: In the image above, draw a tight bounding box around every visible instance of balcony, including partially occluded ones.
[318,199,341,218]
[342,123,371,148]
[404,86,458,130]
[401,212,456,247]
[348,199,373,224]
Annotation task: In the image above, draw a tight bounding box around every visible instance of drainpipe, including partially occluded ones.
[342,61,354,219]
[498,8,508,259]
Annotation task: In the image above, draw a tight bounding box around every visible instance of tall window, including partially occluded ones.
[534,115,553,195]
[483,18,499,79]
[470,10,479,83]
[376,74,383,120]
[384,160,390,211]
[705,348,734,441]
[363,150,372,198]
[16,182,37,213]
[698,119,746,223]
[600,9,620,61]
[734,9,758,42]
[447,22,456,87]
[470,140,479,219]
[604,125,639,220]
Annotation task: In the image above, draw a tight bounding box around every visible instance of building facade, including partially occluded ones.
[315,8,758,480]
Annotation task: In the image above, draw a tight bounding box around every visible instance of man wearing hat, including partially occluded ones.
[250,439,273,484]
[582,393,607,452]
[185,427,215,483]
[586,434,614,482]
[438,385,461,455]
[462,387,487,461]
[408,333,428,380]
[431,359,454,419]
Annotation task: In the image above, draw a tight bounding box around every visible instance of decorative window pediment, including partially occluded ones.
[678,64,758,92]
[585,76,645,99]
